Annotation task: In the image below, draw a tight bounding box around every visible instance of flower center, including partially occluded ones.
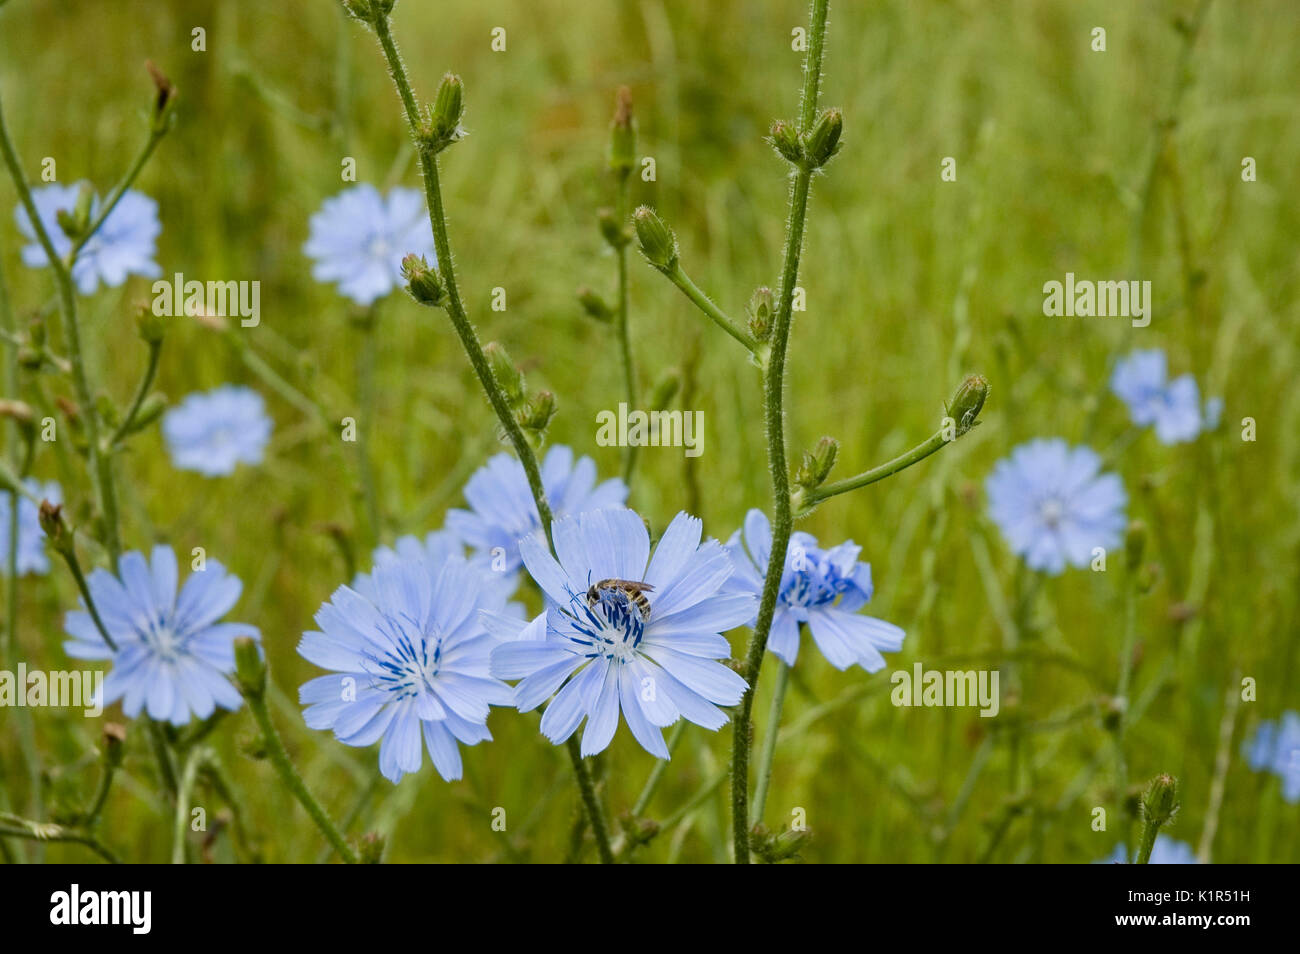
[570,590,645,662]
[370,614,442,700]
[1039,498,1065,528]
[141,617,183,660]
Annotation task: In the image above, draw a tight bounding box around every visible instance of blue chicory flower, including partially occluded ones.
[446,445,628,575]
[298,555,515,783]
[1243,712,1300,802]
[986,438,1127,575]
[162,386,272,476]
[489,510,754,759]
[16,183,162,295]
[62,545,259,725]
[303,184,436,305]
[1110,349,1217,445]
[1,479,61,576]
[354,529,524,618]
[721,509,904,672]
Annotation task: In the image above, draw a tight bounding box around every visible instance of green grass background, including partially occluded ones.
[1,0,1297,862]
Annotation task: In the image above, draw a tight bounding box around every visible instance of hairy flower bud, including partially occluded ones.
[946,374,990,437]
[597,207,629,248]
[633,206,677,272]
[795,436,839,491]
[38,500,73,555]
[401,254,444,306]
[430,73,465,142]
[769,120,803,164]
[136,301,167,344]
[1142,773,1179,827]
[519,390,557,433]
[804,107,843,168]
[484,342,525,405]
[1124,520,1147,572]
[608,85,636,179]
[102,723,127,768]
[746,286,775,341]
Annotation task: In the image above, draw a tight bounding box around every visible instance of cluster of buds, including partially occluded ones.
[55,183,94,242]
[768,108,844,170]
[419,73,466,155]
[794,435,839,493]
[401,253,445,307]
[750,824,812,863]
[486,342,556,446]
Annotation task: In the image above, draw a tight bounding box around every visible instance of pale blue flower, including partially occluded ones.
[1,479,60,577]
[1098,836,1201,864]
[17,183,161,295]
[162,386,272,476]
[721,509,904,672]
[298,555,515,783]
[62,546,258,725]
[303,184,435,305]
[489,510,754,758]
[1244,712,1300,802]
[354,529,523,618]
[447,445,628,575]
[1110,349,1217,445]
[986,438,1127,575]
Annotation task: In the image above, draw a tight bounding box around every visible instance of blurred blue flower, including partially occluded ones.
[1,479,60,577]
[721,509,904,672]
[490,510,754,758]
[447,445,628,575]
[1098,836,1201,864]
[1244,712,1300,802]
[303,184,435,305]
[16,183,161,295]
[62,545,258,725]
[162,386,272,476]
[986,438,1127,575]
[298,555,515,783]
[354,528,524,619]
[1110,349,1218,445]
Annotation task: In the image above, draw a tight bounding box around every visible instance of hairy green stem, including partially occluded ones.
[243,685,358,863]
[731,0,830,865]
[108,340,161,447]
[616,179,638,484]
[801,429,951,509]
[666,262,758,353]
[368,7,616,861]
[171,747,209,864]
[0,814,120,864]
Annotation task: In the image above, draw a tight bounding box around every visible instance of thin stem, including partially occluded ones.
[615,178,638,484]
[731,0,830,865]
[1197,673,1239,863]
[171,747,208,864]
[146,718,178,796]
[54,545,117,651]
[69,126,168,264]
[84,760,118,829]
[355,309,381,543]
[801,429,951,509]
[0,94,121,562]
[0,814,120,864]
[108,340,161,447]
[666,263,758,353]
[566,737,615,864]
[750,659,791,827]
[243,685,358,863]
[631,722,687,817]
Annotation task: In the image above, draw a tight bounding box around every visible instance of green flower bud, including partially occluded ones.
[56,184,94,241]
[38,500,73,555]
[518,390,557,433]
[145,60,176,127]
[401,254,444,306]
[633,206,677,272]
[576,286,613,322]
[946,373,990,437]
[430,73,465,143]
[649,370,681,411]
[233,636,266,697]
[608,86,636,178]
[746,286,775,341]
[768,120,803,164]
[1141,773,1179,827]
[341,0,374,21]
[795,436,839,491]
[358,831,386,864]
[1125,520,1147,572]
[803,107,843,168]
[136,301,167,344]
[484,342,525,405]
[597,207,629,248]
[102,723,127,768]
